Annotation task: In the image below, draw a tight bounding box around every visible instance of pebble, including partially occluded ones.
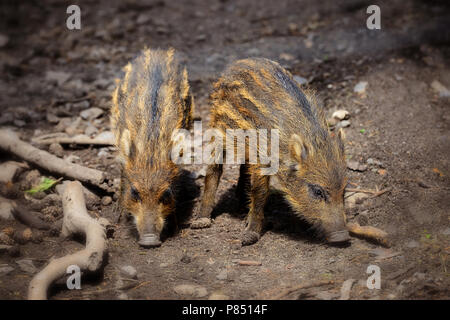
[209,292,230,300]
[101,196,112,206]
[45,71,71,86]
[84,125,98,137]
[117,293,129,300]
[0,34,9,48]
[406,240,420,248]
[431,80,450,98]
[0,264,14,276]
[335,120,351,129]
[159,262,169,268]
[366,158,383,167]
[332,110,350,120]
[120,265,138,279]
[353,81,368,94]
[216,269,228,280]
[16,259,37,274]
[80,107,104,120]
[293,75,308,85]
[0,200,15,220]
[49,143,64,158]
[174,284,208,298]
[347,160,368,172]
[441,228,450,236]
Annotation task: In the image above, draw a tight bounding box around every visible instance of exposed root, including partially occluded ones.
[28,181,109,300]
[0,129,111,191]
[347,221,391,247]
[32,131,114,146]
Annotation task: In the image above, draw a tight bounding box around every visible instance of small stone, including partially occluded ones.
[336,120,351,129]
[332,110,350,120]
[80,107,104,120]
[366,158,383,167]
[101,196,112,206]
[216,269,228,280]
[0,200,15,220]
[347,160,368,172]
[16,259,37,274]
[46,113,60,124]
[45,71,71,86]
[174,284,208,298]
[14,119,26,127]
[209,292,230,300]
[431,80,450,98]
[117,293,129,300]
[84,125,98,137]
[288,23,298,34]
[441,228,450,236]
[354,81,368,95]
[279,53,295,61]
[293,75,308,85]
[49,143,64,158]
[159,262,169,268]
[0,264,14,276]
[120,265,138,279]
[136,14,151,25]
[0,34,9,48]
[406,240,420,248]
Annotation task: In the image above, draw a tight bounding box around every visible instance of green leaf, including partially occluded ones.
[25,177,62,195]
[360,129,366,134]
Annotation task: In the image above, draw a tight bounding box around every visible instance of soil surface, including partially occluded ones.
[0,0,449,300]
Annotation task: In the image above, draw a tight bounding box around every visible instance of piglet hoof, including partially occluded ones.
[241,230,260,246]
[190,217,211,229]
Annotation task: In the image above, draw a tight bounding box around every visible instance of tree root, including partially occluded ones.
[28,181,109,300]
[347,221,391,247]
[0,129,111,191]
[32,131,114,146]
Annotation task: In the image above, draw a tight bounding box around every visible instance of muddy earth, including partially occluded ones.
[0,0,449,300]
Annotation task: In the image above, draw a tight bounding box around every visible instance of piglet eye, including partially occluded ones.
[130,187,141,202]
[159,188,173,205]
[309,184,326,200]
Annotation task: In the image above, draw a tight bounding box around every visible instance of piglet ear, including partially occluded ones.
[289,134,309,164]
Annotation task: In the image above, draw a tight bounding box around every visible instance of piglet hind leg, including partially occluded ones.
[191,163,223,229]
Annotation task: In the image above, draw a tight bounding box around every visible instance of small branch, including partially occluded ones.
[346,187,392,197]
[33,132,114,146]
[271,280,335,300]
[347,222,391,247]
[28,181,109,300]
[0,129,110,191]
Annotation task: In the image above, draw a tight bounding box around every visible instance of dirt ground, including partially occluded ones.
[0,0,449,300]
